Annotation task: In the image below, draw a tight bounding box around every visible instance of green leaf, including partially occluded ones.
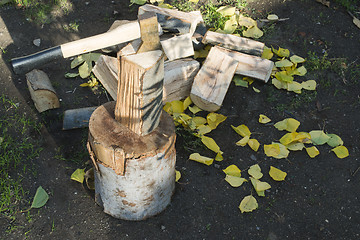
[223,15,238,34]
[275,71,294,83]
[65,72,80,78]
[71,168,86,183]
[233,76,249,87]
[309,130,331,145]
[31,186,49,209]
[243,26,263,39]
[275,59,294,68]
[216,6,236,17]
[71,55,86,69]
[326,134,343,147]
[290,55,305,63]
[78,61,92,78]
[130,0,147,5]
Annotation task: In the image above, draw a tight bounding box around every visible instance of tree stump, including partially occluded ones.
[88,102,176,220]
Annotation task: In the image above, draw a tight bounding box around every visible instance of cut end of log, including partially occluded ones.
[26,69,60,113]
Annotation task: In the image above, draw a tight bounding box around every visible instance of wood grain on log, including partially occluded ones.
[190,46,239,112]
[202,30,265,56]
[115,50,164,136]
[137,12,161,53]
[160,33,194,61]
[216,46,274,82]
[92,55,118,99]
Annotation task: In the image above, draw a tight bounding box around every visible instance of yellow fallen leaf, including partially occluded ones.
[71,168,85,183]
[309,130,330,145]
[243,26,263,39]
[272,78,288,89]
[274,118,300,132]
[183,96,192,110]
[264,144,281,157]
[275,59,294,68]
[201,136,222,153]
[272,46,290,58]
[236,135,250,147]
[306,146,320,158]
[207,113,227,130]
[279,132,299,146]
[169,100,184,114]
[248,139,260,152]
[301,80,317,90]
[293,66,307,76]
[269,166,287,181]
[259,114,271,124]
[250,177,271,192]
[252,87,261,93]
[239,195,258,213]
[192,116,207,127]
[196,124,212,136]
[274,142,290,159]
[158,2,174,8]
[248,164,263,179]
[287,81,302,93]
[286,142,305,151]
[223,164,241,177]
[175,170,181,182]
[326,134,343,147]
[188,105,202,114]
[331,146,349,159]
[290,55,305,63]
[189,153,213,165]
[163,102,172,114]
[223,15,238,34]
[275,71,294,83]
[189,0,199,3]
[216,5,236,17]
[225,175,247,187]
[237,14,257,28]
[231,124,251,137]
[215,152,224,161]
[261,47,273,60]
[233,75,249,88]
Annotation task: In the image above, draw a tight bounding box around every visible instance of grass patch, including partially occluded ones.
[12,0,73,24]
[0,95,42,219]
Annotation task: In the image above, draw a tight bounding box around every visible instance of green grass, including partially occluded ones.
[0,95,42,219]
[11,0,73,24]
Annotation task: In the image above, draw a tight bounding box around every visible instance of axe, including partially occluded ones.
[11,21,162,75]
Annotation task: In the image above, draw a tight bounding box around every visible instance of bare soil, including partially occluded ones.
[1,0,360,239]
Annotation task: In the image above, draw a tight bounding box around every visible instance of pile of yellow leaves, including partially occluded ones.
[215,6,263,39]
[261,47,317,93]
[163,97,227,164]
[232,114,349,159]
[222,163,287,213]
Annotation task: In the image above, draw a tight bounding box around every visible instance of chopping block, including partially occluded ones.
[88,48,176,220]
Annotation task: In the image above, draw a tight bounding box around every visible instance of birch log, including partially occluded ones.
[190,46,239,112]
[115,50,164,136]
[92,55,118,99]
[26,69,60,112]
[202,30,265,56]
[88,101,176,220]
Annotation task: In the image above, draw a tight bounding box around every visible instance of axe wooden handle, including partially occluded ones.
[12,21,141,75]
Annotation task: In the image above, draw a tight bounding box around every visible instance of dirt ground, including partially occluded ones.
[1,0,360,239]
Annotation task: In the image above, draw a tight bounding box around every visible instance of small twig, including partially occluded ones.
[352,166,360,176]
[259,18,290,23]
